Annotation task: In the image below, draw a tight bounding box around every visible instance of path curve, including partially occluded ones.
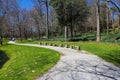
[15,43,120,80]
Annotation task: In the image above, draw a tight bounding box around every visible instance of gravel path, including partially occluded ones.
[15,43,120,80]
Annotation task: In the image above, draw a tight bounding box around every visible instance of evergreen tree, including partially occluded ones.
[50,0,88,39]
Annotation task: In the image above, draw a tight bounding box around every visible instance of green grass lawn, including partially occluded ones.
[19,40,120,67]
[0,45,60,80]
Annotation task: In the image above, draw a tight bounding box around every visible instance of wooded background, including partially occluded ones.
[0,0,120,42]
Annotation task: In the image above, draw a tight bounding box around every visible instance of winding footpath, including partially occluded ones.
[15,43,120,80]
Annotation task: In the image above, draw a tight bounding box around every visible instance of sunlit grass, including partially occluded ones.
[0,45,60,80]
[75,42,120,67]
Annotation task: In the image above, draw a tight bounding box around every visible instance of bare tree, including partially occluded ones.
[0,0,9,45]
[87,1,97,33]
[33,0,50,39]
[30,6,45,39]
[110,7,116,34]
[108,0,120,33]
[49,7,58,37]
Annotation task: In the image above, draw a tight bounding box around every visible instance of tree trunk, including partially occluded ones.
[30,28,33,39]
[106,1,109,39]
[0,12,6,45]
[46,0,49,39]
[96,0,100,42]
[0,23,3,45]
[37,26,41,40]
[70,23,73,40]
[111,11,115,34]
[12,26,15,38]
[65,26,68,41]
[19,27,22,42]
[119,14,120,33]
[24,28,28,40]
[0,36,2,45]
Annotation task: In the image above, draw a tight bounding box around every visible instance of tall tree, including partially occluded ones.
[110,7,117,34]
[108,0,120,33]
[33,0,50,39]
[30,7,44,39]
[0,0,9,45]
[96,0,100,42]
[45,0,49,38]
[50,0,88,40]
[106,1,109,39]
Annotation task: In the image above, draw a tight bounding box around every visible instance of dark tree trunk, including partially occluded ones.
[0,12,6,45]
[30,28,33,39]
[106,1,109,39]
[46,0,49,39]
[70,6,73,40]
[24,28,28,40]
[119,14,120,33]
[0,36,3,45]
[70,23,73,40]
[19,27,22,42]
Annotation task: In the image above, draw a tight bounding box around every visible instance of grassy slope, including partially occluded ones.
[75,42,120,67]
[21,40,120,67]
[56,41,120,67]
[0,45,60,80]
[67,42,120,67]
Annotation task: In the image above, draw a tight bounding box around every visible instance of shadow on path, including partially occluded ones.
[0,50,9,68]
[39,59,120,80]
